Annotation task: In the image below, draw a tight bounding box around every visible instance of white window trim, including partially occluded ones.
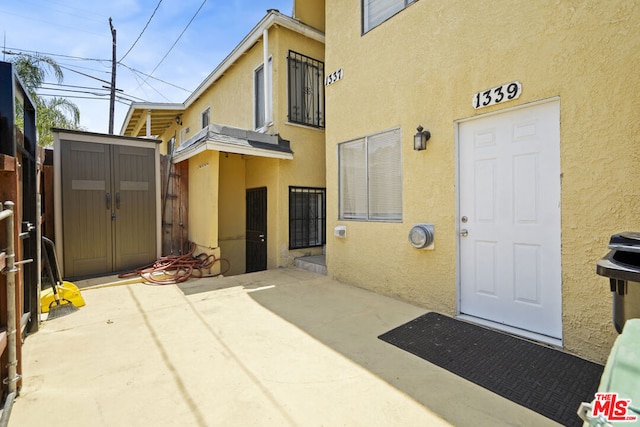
[253,56,273,132]
[362,0,418,34]
[201,107,210,129]
[338,127,403,222]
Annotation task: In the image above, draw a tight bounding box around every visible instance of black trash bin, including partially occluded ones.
[597,231,640,333]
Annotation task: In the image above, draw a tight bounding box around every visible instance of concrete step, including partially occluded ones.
[294,255,326,275]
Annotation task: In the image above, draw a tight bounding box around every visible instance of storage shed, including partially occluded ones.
[53,129,161,278]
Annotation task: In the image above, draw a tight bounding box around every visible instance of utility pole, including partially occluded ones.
[108,18,116,134]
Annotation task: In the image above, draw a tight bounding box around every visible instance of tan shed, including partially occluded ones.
[53,129,161,278]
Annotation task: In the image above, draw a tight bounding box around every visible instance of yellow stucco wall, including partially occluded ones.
[274,28,326,265]
[294,0,326,31]
[188,150,220,256]
[219,153,246,276]
[156,20,326,274]
[325,0,640,363]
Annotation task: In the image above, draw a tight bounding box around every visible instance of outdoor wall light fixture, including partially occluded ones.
[175,115,183,126]
[414,125,431,151]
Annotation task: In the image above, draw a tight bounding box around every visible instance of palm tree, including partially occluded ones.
[11,53,82,146]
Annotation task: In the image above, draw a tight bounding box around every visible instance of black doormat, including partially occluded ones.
[378,312,604,427]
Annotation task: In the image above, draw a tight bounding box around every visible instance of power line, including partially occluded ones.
[42,82,109,91]
[5,46,189,105]
[119,0,164,62]
[133,0,207,93]
[57,64,112,85]
[37,93,110,101]
[120,62,191,93]
[42,82,150,103]
[38,92,144,106]
[2,47,108,62]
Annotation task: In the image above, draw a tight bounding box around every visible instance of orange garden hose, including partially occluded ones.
[119,242,231,285]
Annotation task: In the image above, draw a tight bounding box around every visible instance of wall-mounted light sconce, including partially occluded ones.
[175,115,183,126]
[414,125,431,151]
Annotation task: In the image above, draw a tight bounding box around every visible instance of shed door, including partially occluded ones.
[112,145,157,272]
[62,141,156,277]
[246,187,267,273]
[62,141,113,277]
[458,100,562,339]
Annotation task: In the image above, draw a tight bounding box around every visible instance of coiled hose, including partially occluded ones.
[119,242,231,285]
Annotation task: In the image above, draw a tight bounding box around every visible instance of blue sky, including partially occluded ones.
[0,0,293,133]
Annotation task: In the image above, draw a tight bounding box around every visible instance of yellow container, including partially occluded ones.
[41,281,86,313]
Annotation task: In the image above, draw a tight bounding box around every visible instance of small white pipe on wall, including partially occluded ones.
[263,28,270,127]
[146,109,152,137]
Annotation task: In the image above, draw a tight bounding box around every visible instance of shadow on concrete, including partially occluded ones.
[233,268,560,427]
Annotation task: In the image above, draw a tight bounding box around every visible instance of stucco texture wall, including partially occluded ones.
[273,28,327,265]
[158,22,326,274]
[219,153,246,276]
[325,0,640,363]
[187,150,221,268]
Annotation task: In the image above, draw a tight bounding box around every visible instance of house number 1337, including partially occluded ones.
[473,81,522,109]
[325,68,343,86]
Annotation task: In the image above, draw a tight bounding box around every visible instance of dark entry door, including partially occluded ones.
[246,187,267,273]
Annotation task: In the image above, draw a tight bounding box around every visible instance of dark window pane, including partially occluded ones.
[287,51,324,128]
[289,187,326,249]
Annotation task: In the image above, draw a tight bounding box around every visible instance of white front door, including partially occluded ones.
[458,99,562,340]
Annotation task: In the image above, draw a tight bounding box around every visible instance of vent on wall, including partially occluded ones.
[334,225,346,238]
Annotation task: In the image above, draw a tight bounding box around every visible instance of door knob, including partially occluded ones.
[459,229,469,237]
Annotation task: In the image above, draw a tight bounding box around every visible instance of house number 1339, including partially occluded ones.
[473,81,522,109]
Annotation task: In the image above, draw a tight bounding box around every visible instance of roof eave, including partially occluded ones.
[185,11,325,108]
[120,102,185,136]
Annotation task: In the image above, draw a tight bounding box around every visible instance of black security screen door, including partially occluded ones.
[246,187,267,273]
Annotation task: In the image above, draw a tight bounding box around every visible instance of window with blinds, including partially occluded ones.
[338,128,402,221]
[362,0,417,33]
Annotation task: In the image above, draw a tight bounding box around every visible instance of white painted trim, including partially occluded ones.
[456,314,563,348]
[173,140,292,163]
[187,11,324,109]
[54,130,160,148]
[456,96,561,124]
[263,29,270,127]
[201,106,211,129]
[120,11,324,136]
[120,102,184,136]
[454,96,563,343]
[253,57,273,131]
[455,98,564,298]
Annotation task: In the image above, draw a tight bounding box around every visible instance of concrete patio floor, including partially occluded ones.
[10,268,560,426]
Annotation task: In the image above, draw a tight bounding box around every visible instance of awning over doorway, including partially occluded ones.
[172,123,293,162]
